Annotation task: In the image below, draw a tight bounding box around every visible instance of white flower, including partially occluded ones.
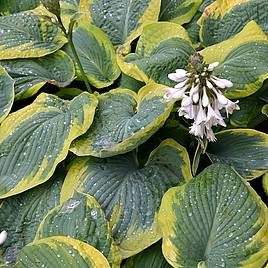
[0,230,7,245]
[164,56,240,143]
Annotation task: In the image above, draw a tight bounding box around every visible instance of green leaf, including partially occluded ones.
[0,0,41,15]
[200,21,268,98]
[41,0,61,17]
[0,66,14,124]
[55,87,84,100]
[70,84,174,158]
[0,92,98,198]
[1,51,75,101]
[207,129,268,180]
[158,164,268,268]
[263,173,268,197]
[60,0,80,29]
[159,0,202,25]
[122,241,172,268]
[117,22,194,85]
[14,236,110,267]
[118,74,145,93]
[262,104,268,117]
[79,0,161,51]
[0,12,67,60]
[199,0,268,47]
[61,139,192,258]
[65,22,120,88]
[0,167,64,264]
[230,94,266,128]
[35,192,122,266]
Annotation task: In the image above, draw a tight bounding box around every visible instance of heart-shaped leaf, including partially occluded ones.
[200,21,268,98]
[0,12,67,60]
[117,22,194,85]
[0,66,14,124]
[199,0,268,46]
[0,0,41,15]
[0,167,64,264]
[1,51,75,100]
[159,164,268,268]
[14,236,110,268]
[0,92,98,198]
[79,0,161,51]
[62,139,192,258]
[207,129,268,180]
[122,241,172,268]
[70,84,174,158]
[159,0,202,25]
[65,22,120,88]
[35,192,122,266]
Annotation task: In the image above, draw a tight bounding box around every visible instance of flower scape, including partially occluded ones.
[0,0,267,268]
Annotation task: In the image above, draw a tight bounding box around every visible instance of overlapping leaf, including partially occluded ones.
[60,0,80,29]
[263,173,268,197]
[200,21,268,98]
[0,0,40,15]
[35,192,122,266]
[117,22,194,85]
[159,164,268,268]
[1,51,75,100]
[0,12,67,60]
[159,0,202,25]
[199,0,268,46]
[122,241,172,268]
[62,139,191,258]
[0,168,64,264]
[0,92,98,198]
[0,66,14,124]
[70,84,174,158]
[207,129,268,180]
[80,0,161,51]
[14,236,110,267]
[65,22,120,88]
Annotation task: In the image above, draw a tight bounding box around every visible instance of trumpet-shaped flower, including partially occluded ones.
[164,54,239,142]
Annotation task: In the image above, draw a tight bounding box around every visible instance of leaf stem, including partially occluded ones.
[67,20,92,93]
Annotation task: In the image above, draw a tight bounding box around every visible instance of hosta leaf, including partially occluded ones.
[61,139,192,258]
[0,0,41,15]
[122,241,172,268]
[35,192,122,266]
[159,0,202,25]
[0,92,98,198]
[159,164,268,268]
[207,129,268,180]
[0,12,67,60]
[118,74,145,93]
[1,51,75,101]
[60,0,80,29]
[262,104,268,117]
[200,21,268,98]
[65,22,120,88]
[0,66,14,124]
[80,0,161,51]
[14,236,110,267]
[199,0,268,46]
[0,168,64,264]
[117,22,194,85]
[263,173,268,197]
[70,84,174,158]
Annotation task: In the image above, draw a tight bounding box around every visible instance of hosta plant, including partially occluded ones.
[0,0,268,267]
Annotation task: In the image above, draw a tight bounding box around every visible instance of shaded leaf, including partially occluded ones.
[0,0,41,15]
[207,129,268,180]
[1,51,75,100]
